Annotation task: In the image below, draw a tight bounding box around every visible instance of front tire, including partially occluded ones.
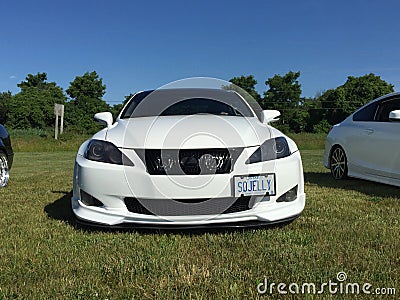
[0,151,10,187]
[330,146,347,180]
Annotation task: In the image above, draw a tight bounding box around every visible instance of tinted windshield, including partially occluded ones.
[120,89,255,118]
[160,98,242,116]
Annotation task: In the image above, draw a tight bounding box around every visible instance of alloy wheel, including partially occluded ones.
[0,152,9,187]
[330,147,347,180]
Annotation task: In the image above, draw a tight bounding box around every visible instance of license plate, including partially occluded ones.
[234,174,275,197]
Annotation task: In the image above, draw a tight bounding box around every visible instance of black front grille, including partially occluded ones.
[145,148,241,175]
[124,196,252,216]
[124,197,153,215]
[222,196,252,214]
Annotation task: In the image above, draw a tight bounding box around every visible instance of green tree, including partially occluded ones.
[228,75,261,102]
[6,73,66,129]
[0,91,12,124]
[262,71,305,132]
[287,107,309,133]
[302,96,326,133]
[17,72,48,91]
[319,73,394,125]
[339,73,394,114]
[66,71,106,100]
[263,71,301,110]
[65,71,110,133]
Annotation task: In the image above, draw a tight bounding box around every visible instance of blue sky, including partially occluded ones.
[1,0,400,104]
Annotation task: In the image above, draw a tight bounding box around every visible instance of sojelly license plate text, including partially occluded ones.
[234,174,276,197]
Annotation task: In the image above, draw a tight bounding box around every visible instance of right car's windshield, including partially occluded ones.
[120,89,255,118]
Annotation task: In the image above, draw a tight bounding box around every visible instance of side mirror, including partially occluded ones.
[262,110,281,124]
[94,112,113,127]
[389,110,400,122]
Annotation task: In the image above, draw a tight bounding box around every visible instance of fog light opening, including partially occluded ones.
[276,185,298,203]
[261,194,271,202]
[80,190,104,207]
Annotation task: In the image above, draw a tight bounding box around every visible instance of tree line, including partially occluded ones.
[0,71,395,134]
[0,71,121,133]
[228,72,394,133]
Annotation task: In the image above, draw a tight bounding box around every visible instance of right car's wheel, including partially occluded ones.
[0,151,10,187]
[330,146,348,180]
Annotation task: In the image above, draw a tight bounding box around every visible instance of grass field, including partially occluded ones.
[0,135,399,299]
[8,128,91,152]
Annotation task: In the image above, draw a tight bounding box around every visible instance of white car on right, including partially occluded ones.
[323,92,400,187]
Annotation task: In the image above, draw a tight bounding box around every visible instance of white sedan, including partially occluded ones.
[323,92,400,186]
[72,88,305,228]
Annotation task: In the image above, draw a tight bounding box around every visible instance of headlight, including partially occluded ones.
[84,140,134,166]
[246,137,291,164]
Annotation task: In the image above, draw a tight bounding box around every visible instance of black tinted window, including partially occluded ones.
[120,89,254,118]
[375,98,400,122]
[160,98,240,116]
[120,91,152,118]
[353,102,378,121]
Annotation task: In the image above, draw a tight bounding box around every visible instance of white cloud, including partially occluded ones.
[9,75,16,79]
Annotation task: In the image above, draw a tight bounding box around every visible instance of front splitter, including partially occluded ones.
[74,214,300,232]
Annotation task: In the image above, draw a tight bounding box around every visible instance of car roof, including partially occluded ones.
[369,91,400,104]
[140,88,239,96]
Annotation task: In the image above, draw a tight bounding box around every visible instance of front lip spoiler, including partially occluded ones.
[74,215,300,232]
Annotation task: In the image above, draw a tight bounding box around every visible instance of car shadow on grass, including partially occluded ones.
[44,190,296,234]
[44,190,78,227]
[305,172,400,200]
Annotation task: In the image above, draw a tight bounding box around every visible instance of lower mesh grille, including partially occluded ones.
[124,196,252,216]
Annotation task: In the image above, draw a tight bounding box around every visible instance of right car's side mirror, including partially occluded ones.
[389,110,400,122]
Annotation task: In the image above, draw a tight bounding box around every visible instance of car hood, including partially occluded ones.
[104,115,272,149]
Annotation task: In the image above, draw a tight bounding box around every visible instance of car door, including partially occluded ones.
[368,97,400,179]
[345,101,379,174]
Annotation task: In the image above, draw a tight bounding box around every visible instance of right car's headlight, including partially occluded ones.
[246,137,291,164]
[84,140,134,166]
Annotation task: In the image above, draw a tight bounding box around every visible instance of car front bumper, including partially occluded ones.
[72,149,306,227]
